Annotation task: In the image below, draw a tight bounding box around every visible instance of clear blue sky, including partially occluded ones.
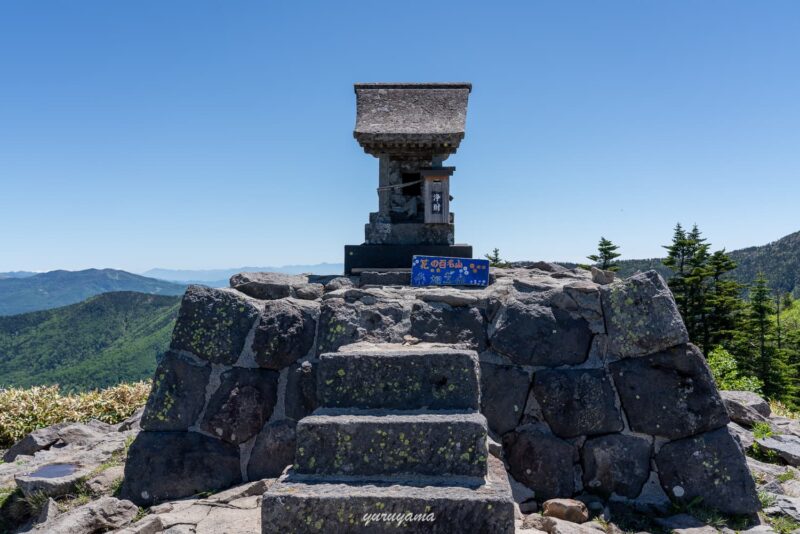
[2,1,799,273]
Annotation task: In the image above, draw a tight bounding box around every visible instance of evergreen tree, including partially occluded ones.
[784,292,794,311]
[485,248,506,267]
[733,273,796,401]
[587,237,621,271]
[705,249,743,351]
[663,224,710,348]
[684,228,711,349]
[663,223,690,320]
[777,290,785,352]
[785,329,800,396]
[750,274,773,382]
[663,224,745,355]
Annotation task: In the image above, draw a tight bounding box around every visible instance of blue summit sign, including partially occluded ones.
[411,256,490,287]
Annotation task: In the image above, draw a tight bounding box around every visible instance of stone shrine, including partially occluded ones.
[120,267,760,532]
[345,83,474,274]
[117,82,761,532]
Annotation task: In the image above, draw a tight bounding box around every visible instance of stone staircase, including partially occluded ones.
[261,343,515,533]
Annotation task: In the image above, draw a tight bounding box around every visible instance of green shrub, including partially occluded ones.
[752,421,774,440]
[707,347,763,393]
[0,381,150,447]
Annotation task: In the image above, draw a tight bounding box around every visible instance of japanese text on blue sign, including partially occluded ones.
[411,256,490,287]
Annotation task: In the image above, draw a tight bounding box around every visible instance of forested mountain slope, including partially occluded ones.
[0,268,186,315]
[613,230,800,296]
[0,292,180,390]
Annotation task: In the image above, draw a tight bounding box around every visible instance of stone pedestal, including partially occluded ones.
[261,344,515,533]
[344,244,472,275]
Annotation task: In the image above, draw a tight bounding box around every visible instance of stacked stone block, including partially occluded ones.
[121,275,324,505]
[261,344,515,533]
[121,267,759,517]
[496,270,759,514]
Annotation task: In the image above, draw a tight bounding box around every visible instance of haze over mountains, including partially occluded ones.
[142,263,344,288]
[0,271,37,279]
[0,264,343,316]
[0,230,797,391]
[1,230,797,318]
[0,269,186,316]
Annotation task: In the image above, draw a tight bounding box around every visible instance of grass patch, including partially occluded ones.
[23,491,50,517]
[759,490,777,508]
[768,515,800,534]
[133,506,149,523]
[110,477,123,497]
[751,469,768,485]
[750,442,782,464]
[670,495,704,514]
[753,422,774,440]
[770,400,800,420]
[88,442,129,480]
[592,516,610,532]
[124,435,136,456]
[0,488,14,509]
[0,381,150,447]
[2,475,125,533]
[670,497,753,531]
[0,488,28,532]
[688,508,729,530]
[56,480,94,512]
[58,492,91,511]
[97,458,120,473]
[778,469,796,483]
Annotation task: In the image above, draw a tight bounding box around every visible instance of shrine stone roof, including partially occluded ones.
[353,83,471,157]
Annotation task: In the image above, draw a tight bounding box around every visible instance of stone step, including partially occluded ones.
[294,409,488,478]
[317,343,480,410]
[261,456,515,534]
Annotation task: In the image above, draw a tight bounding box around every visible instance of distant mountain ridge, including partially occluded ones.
[614,230,800,296]
[0,291,180,391]
[0,268,186,316]
[143,263,344,288]
[0,271,37,279]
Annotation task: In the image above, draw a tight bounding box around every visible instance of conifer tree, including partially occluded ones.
[783,292,794,311]
[664,224,711,347]
[705,249,743,350]
[750,274,773,380]
[733,273,796,401]
[785,329,800,396]
[662,224,800,405]
[663,224,745,355]
[587,237,621,271]
[485,248,506,267]
[684,229,711,347]
[663,223,690,318]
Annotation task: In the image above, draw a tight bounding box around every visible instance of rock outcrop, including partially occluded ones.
[119,266,760,520]
[2,419,137,497]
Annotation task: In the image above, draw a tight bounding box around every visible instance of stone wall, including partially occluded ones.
[121,266,759,514]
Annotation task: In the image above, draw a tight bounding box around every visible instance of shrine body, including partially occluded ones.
[345,83,474,274]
